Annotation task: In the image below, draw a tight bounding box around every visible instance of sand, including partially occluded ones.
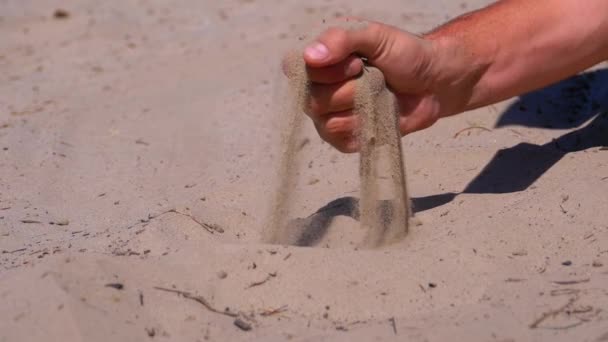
[264,51,308,245]
[2,0,608,341]
[268,55,409,248]
[356,66,410,247]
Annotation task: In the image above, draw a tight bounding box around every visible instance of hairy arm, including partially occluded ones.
[425,0,608,111]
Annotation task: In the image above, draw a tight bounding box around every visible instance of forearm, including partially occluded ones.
[424,0,608,112]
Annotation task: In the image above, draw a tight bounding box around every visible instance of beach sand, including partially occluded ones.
[1,0,608,341]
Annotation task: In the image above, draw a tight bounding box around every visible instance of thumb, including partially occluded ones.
[303,22,388,68]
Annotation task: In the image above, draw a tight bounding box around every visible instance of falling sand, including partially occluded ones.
[264,52,309,245]
[266,53,410,248]
[356,65,410,247]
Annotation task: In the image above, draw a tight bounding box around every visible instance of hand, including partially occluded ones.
[294,20,475,152]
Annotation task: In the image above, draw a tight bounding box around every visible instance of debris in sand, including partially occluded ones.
[105,283,124,290]
[246,272,277,289]
[552,278,590,285]
[260,305,288,317]
[50,219,69,226]
[297,138,310,151]
[154,286,239,318]
[453,125,491,138]
[2,248,26,254]
[125,208,223,234]
[512,249,528,256]
[529,296,578,329]
[505,278,526,283]
[550,289,580,297]
[389,317,397,334]
[135,138,150,146]
[53,9,70,19]
[20,219,42,224]
[145,327,156,337]
[233,317,253,331]
[592,260,603,267]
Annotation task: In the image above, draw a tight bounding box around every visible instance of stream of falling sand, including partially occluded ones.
[266,55,410,248]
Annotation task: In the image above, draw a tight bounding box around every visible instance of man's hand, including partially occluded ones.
[287,1,608,153]
[295,21,480,152]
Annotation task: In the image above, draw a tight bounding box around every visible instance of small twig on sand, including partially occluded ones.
[529,297,578,329]
[541,321,585,330]
[550,289,580,297]
[260,305,288,317]
[166,209,224,233]
[126,209,223,233]
[2,248,27,254]
[297,138,310,151]
[247,272,277,289]
[453,126,492,138]
[153,286,238,318]
[20,219,42,224]
[389,317,397,335]
[552,278,590,285]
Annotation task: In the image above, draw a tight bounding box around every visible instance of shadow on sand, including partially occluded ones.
[289,69,608,246]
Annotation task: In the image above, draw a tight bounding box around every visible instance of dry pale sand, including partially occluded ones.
[1,0,608,341]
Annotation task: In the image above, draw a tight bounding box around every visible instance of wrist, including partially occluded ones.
[423,32,495,115]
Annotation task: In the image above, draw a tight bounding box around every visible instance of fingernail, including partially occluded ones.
[304,42,329,61]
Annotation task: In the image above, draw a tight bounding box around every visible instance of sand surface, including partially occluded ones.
[2,0,608,341]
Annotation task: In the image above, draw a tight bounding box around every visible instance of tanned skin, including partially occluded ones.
[294,0,608,152]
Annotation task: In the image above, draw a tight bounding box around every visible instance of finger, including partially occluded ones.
[306,55,363,84]
[315,119,360,153]
[321,111,359,135]
[303,21,388,68]
[307,80,356,118]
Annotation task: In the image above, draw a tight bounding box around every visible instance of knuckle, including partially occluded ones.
[327,25,348,38]
[324,118,350,135]
[324,26,349,47]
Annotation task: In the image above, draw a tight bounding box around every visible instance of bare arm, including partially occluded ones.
[293,0,608,152]
[426,0,608,110]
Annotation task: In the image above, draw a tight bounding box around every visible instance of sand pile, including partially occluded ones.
[266,51,410,248]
